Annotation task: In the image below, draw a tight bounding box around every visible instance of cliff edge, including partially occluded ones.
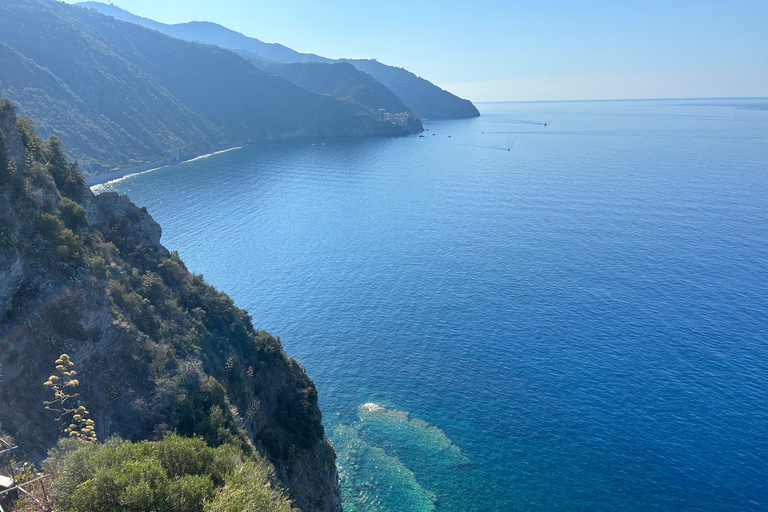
[0,101,340,511]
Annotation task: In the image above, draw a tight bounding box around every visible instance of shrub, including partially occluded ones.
[47,434,290,512]
[46,135,85,201]
[57,228,83,264]
[59,197,87,229]
[204,460,293,512]
[36,212,64,238]
[91,256,110,280]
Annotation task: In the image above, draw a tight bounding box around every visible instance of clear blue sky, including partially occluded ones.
[67,0,768,102]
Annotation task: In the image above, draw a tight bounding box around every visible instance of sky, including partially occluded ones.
[65,0,768,102]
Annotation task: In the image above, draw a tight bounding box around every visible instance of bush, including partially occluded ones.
[46,135,85,201]
[36,212,64,238]
[47,434,290,512]
[57,228,83,264]
[205,460,293,512]
[91,256,110,280]
[59,196,87,229]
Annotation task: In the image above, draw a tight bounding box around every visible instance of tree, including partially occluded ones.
[46,135,84,201]
[43,354,97,443]
[58,197,87,230]
[36,213,65,239]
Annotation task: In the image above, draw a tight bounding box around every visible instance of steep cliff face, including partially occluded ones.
[0,103,340,511]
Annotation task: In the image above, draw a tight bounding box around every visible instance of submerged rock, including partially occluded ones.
[358,403,471,469]
[328,403,472,511]
[331,424,436,512]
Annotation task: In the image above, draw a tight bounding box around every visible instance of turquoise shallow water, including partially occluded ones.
[98,99,768,511]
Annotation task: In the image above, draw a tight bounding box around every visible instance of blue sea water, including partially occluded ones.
[97,99,768,511]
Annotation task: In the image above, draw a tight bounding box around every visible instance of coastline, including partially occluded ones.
[85,128,423,190]
[86,146,243,189]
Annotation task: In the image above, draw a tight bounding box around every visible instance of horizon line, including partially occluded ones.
[475,96,768,104]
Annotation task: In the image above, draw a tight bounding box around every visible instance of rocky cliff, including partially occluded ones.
[0,102,340,512]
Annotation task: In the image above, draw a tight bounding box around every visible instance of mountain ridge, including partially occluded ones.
[78,1,481,120]
[0,0,419,174]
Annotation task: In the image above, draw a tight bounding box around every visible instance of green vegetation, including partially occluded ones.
[205,459,293,512]
[45,434,292,512]
[58,197,87,229]
[243,59,422,131]
[36,213,65,239]
[47,136,85,202]
[341,59,481,120]
[56,228,84,266]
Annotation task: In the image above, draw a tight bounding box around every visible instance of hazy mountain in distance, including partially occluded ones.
[78,2,331,64]
[0,0,417,172]
[254,61,411,113]
[78,1,481,120]
[340,59,480,120]
[241,58,423,132]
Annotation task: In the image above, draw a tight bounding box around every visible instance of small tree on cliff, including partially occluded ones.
[46,135,84,201]
[43,354,97,443]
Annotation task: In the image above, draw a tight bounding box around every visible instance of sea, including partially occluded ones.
[95,99,768,512]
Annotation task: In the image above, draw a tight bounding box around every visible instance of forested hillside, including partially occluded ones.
[79,1,481,121]
[0,0,417,173]
[341,59,481,120]
[244,59,423,131]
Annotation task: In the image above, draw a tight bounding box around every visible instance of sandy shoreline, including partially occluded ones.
[86,146,243,189]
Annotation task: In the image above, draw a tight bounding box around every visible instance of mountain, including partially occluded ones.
[339,59,481,120]
[245,59,423,132]
[78,2,332,64]
[78,1,481,120]
[0,0,418,173]
[0,99,341,511]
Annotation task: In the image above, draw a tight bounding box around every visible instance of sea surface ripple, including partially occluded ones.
[99,99,768,511]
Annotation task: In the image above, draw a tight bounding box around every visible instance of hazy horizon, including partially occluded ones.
[478,96,768,103]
